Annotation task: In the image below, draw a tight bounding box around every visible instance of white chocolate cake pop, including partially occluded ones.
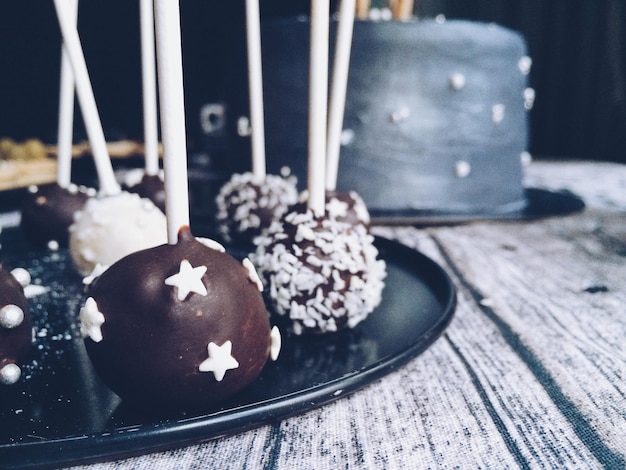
[252,199,386,335]
[215,170,298,245]
[69,191,167,276]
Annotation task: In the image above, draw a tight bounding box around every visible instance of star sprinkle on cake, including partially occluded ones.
[243,258,263,291]
[198,341,240,381]
[80,297,105,343]
[164,259,208,300]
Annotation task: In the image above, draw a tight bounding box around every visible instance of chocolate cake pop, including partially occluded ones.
[250,0,385,335]
[252,200,386,335]
[214,0,300,246]
[215,170,298,245]
[122,169,166,213]
[53,0,169,277]
[0,265,33,386]
[76,0,281,409]
[79,226,280,408]
[21,183,94,247]
[20,1,91,249]
[69,191,167,276]
[317,189,371,228]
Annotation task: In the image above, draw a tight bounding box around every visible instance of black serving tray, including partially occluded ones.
[0,225,456,469]
[369,188,585,226]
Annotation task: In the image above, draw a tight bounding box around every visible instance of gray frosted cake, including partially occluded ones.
[227,18,534,216]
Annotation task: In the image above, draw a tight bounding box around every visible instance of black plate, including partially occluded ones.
[0,227,456,469]
[370,187,585,226]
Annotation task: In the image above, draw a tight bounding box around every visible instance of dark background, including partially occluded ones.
[0,1,624,163]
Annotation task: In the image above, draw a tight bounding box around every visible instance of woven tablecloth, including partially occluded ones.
[50,160,626,468]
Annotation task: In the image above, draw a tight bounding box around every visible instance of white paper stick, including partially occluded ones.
[326,0,355,191]
[307,0,330,215]
[56,0,79,189]
[53,0,120,196]
[245,0,266,179]
[154,0,190,243]
[140,0,159,176]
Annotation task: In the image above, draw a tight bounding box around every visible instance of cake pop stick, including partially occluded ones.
[245,0,266,180]
[140,0,159,177]
[326,0,355,192]
[56,0,79,189]
[153,0,190,243]
[307,0,330,216]
[53,0,120,197]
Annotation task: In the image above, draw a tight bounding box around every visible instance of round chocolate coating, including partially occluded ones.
[0,265,31,383]
[253,202,386,335]
[324,190,371,228]
[216,172,298,245]
[124,173,166,213]
[84,227,271,408]
[21,183,90,246]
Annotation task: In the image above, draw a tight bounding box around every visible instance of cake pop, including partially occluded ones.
[53,0,167,276]
[121,0,166,213]
[21,183,94,248]
[80,226,279,407]
[0,265,33,386]
[121,169,166,213]
[252,0,385,335]
[69,191,167,276]
[253,199,386,335]
[215,170,298,244]
[21,0,94,248]
[215,0,298,245]
[77,0,280,409]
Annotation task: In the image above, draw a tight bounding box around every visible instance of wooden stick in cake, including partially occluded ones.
[140,0,160,177]
[355,0,371,20]
[153,0,190,243]
[56,0,79,189]
[326,0,355,192]
[53,0,120,197]
[245,0,266,180]
[307,0,330,216]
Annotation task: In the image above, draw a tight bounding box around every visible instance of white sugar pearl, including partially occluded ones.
[0,305,24,329]
[0,363,21,385]
[518,56,532,75]
[492,104,506,124]
[449,72,466,90]
[455,160,472,178]
[10,268,30,288]
[524,87,536,110]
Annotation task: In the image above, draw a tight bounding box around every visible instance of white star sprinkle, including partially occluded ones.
[242,258,263,291]
[83,263,109,286]
[326,198,349,219]
[80,297,105,342]
[165,260,208,301]
[198,341,239,381]
[270,326,281,361]
[196,237,226,252]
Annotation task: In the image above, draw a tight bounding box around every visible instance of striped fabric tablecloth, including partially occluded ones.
[66,160,626,469]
